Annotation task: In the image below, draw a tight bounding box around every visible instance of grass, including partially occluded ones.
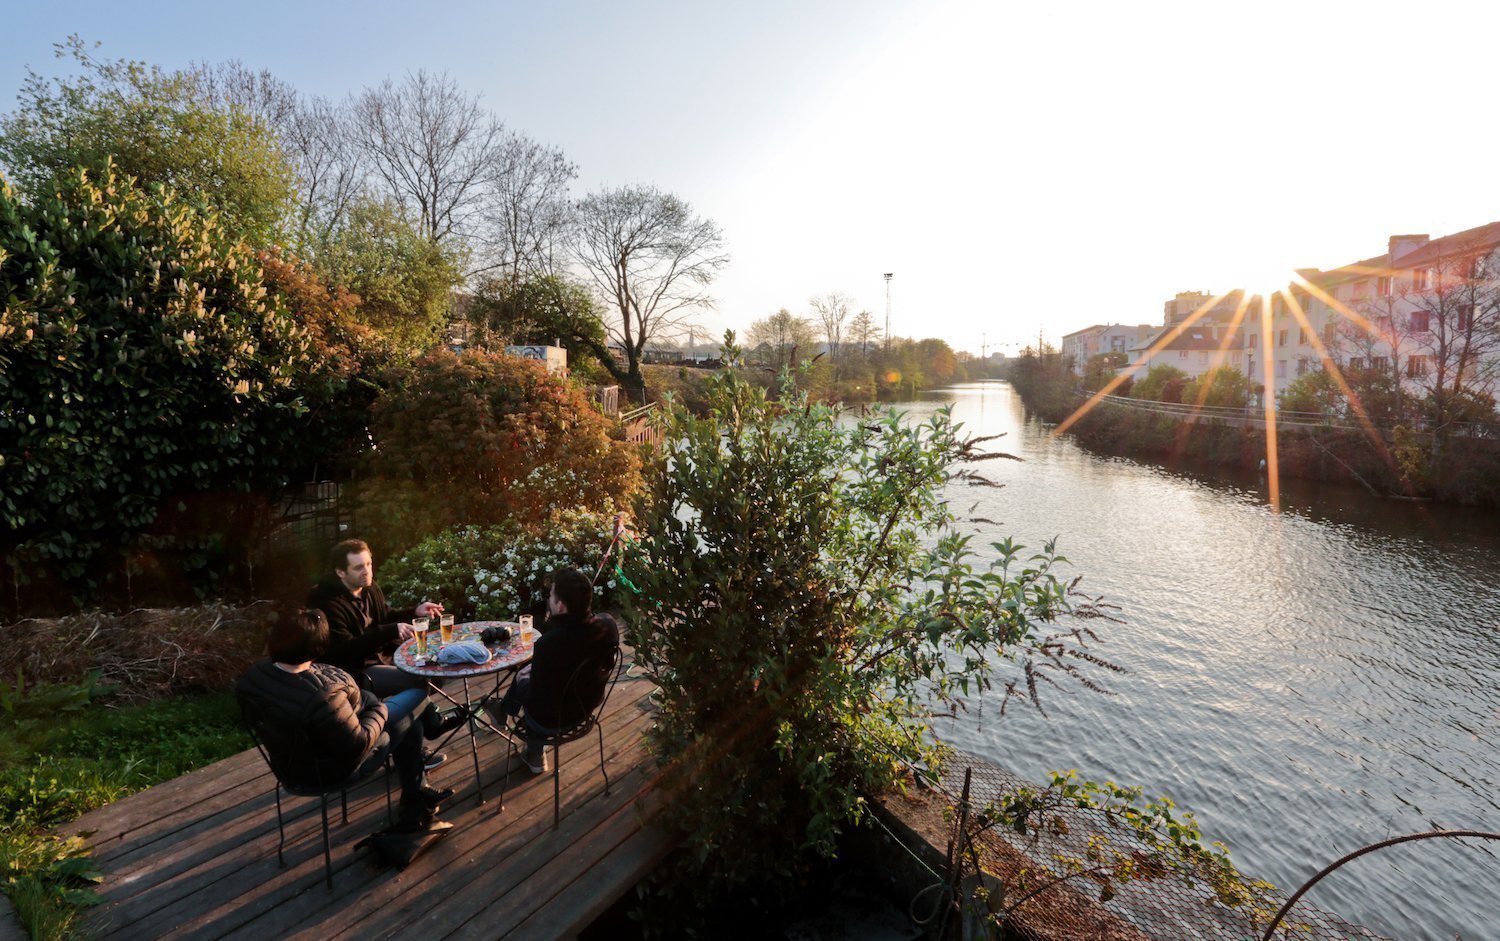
[0,676,246,940]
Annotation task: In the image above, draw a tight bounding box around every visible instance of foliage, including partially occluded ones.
[1181,365,1250,408]
[358,349,640,556]
[0,164,317,604]
[624,335,1116,925]
[0,36,296,245]
[313,197,464,355]
[382,510,624,622]
[0,681,244,941]
[1278,368,1342,417]
[1130,364,1189,403]
[465,274,609,379]
[975,770,1280,930]
[745,308,817,375]
[1082,353,1126,393]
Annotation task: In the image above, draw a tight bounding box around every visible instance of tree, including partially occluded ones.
[746,308,816,374]
[809,291,854,377]
[1278,368,1342,417]
[624,336,1114,926]
[465,273,609,377]
[0,163,315,602]
[316,197,464,354]
[1131,364,1189,402]
[573,184,729,397]
[1083,352,1127,393]
[0,36,296,245]
[848,310,882,357]
[473,133,577,287]
[1182,365,1250,408]
[351,70,505,246]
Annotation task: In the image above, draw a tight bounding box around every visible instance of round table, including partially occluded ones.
[394,621,536,804]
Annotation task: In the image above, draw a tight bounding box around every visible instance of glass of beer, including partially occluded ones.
[412,617,430,658]
[440,614,455,644]
[519,614,535,644]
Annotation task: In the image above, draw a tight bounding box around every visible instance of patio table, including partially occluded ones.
[394,621,535,804]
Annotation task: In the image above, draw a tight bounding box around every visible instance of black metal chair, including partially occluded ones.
[239,697,394,890]
[498,646,625,827]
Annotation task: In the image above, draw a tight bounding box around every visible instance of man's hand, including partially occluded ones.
[415,600,444,618]
[397,622,415,641]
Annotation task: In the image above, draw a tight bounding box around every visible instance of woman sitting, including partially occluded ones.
[236,609,452,829]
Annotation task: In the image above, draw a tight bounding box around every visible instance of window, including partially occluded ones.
[1323,322,1336,344]
[1298,328,1308,345]
[1406,355,1431,378]
[1297,358,1311,376]
[1199,351,1209,364]
[1458,304,1475,330]
[1231,351,1242,364]
[1412,268,1429,291]
[1247,333,1258,349]
[1350,357,1366,370]
[1377,275,1392,297]
[1178,350,1188,359]
[1278,329,1288,347]
[1276,360,1287,378]
[1409,310,1430,333]
[1472,254,1490,279]
[1373,355,1390,371]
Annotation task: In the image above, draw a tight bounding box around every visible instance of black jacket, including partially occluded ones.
[235,660,385,789]
[305,575,416,679]
[526,611,620,730]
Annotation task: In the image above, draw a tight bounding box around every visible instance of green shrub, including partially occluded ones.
[382,510,625,621]
[624,336,1117,925]
[1182,365,1250,409]
[1131,364,1189,402]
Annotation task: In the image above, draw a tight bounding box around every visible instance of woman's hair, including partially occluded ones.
[267,609,330,665]
[550,567,594,616]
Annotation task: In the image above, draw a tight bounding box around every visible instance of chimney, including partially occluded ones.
[1389,234,1430,262]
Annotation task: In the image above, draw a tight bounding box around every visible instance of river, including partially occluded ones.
[908,381,1500,941]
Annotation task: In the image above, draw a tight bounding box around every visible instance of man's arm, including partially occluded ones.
[323,617,402,673]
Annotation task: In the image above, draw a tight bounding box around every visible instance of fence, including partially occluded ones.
[875,748,1399,940]
[1083,393,1500,439]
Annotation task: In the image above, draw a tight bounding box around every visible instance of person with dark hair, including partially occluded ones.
[486,567,620,773]
[235,610,452,829]
[307,538,461,768]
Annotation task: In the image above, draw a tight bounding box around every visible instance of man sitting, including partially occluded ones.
[235,609,452,829]
[307,538,462,767]
[488,567,620,773]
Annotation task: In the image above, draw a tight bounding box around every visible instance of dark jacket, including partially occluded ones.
[526,611,620,730]
[306,575,416,679]
[235,660,386,789]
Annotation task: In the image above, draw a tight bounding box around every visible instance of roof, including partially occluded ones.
[1307,219,1500,286]
[1131,323,1243,353]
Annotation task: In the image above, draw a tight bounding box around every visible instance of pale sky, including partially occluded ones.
[5,0,1498,356]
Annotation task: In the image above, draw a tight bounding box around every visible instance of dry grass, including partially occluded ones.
[0,603,276,703]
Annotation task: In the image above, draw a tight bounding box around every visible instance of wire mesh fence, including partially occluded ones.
[932,749,1394,941]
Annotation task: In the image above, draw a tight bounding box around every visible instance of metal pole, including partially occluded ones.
[883,272,893,349]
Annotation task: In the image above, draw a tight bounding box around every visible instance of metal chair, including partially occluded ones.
[239,697,394,890]
[498,645,625,827]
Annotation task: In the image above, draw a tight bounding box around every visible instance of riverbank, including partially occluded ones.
[1009,371,1500,508]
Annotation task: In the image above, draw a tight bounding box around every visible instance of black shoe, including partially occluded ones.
[417,785,454,808]
[422,749,448,771]
[395,802,435,832]
[428,708,469,738]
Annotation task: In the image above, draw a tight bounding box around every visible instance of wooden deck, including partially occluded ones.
[61,661,669,940]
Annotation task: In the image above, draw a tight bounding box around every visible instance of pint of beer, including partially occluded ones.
[413,617,430,658]
[440,614,455,644]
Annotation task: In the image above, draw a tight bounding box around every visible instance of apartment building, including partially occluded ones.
[1061,323,1156,374]
[1127,290,1251,381]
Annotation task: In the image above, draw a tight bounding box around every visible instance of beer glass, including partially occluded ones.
[413,617,430,658]
[440,614,455,644]
[519,614,535,644]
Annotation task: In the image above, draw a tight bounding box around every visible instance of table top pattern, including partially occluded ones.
[393,621,535,678]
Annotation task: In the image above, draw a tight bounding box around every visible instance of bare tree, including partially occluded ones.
[351,70,505,246]
[1402,242,1500,452]
[573,184,729,396]
[747,308,817,373]
[848,309,882,357]
[810,291,854,378]
[472,132,576,287]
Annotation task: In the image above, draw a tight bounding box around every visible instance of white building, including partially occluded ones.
[1061,323,1156,374]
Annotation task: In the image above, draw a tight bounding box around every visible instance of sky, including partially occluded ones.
[4,0,1499,356]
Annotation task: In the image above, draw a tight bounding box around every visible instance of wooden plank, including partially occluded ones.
[228,732,654,941]
[98,689,655,941]
[61,748,267,844]
[496,822,676,941]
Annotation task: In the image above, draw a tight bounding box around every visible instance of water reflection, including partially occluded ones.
[907,382,1500,941]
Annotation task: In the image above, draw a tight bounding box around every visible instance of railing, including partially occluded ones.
[1083,393,1500,438]
[621,402,661,446]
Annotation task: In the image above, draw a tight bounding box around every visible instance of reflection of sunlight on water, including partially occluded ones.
[900,381,1500,941]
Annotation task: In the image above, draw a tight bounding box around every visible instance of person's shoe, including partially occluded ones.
[524,750,549,775]
[417,784,454,808]
[422,749,448,771]
[428,708,469,738]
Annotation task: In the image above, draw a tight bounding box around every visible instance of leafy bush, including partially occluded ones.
[357,349,640,556]
[0,164,319,605]
[382,510,624,621]
[624,337,1116,925]
[1181,365,1250,408]
[1279,368,1342,416]
[1130,364,1189,402]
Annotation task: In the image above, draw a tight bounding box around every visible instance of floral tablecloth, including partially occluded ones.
[393,621,534,678]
